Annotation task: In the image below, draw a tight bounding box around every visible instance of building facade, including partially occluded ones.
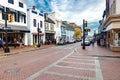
[62,21,75,43]
[0,0,30,46]
[27,6,45,46]
[104,0,120,51]
[98,10,107,46]
[44,13,55,44]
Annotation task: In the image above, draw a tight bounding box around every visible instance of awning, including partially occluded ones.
[6,7,16,13]
[0,24,30,33]
[106,22,120,31]
[32,32,44,36]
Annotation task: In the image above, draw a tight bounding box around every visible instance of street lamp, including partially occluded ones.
[82,19,86,49]
[37,23,40,47]
[4,8,10,53]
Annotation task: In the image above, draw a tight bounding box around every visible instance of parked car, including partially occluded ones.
[76,38,82,42]
[57,39,66,45]
[81,38,91,46]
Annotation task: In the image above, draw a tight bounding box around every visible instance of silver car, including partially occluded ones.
[81,38,91,46]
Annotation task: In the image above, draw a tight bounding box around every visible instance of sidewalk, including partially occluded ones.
[0,44,55,56]
[77,44,120,57]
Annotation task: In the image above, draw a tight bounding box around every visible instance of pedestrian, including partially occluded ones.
[13,37,17,48]
[91,39,95,47]
[19,37,23,48]
[0,38,4,50]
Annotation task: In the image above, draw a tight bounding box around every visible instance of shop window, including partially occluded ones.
[8,0,14,4]
[114,33,120,46]
[0,10,2,20]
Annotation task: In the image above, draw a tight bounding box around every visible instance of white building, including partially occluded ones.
[48,12,62,44]
[27,6,45,46]
[62,21,75,43]
[0,0,29,46]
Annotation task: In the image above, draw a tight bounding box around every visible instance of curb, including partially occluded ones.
[0,45,54,58]
[88,55,120,58]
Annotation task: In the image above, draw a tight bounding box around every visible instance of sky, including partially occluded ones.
[26,0,105,35]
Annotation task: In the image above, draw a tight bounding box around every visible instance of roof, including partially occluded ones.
[44,13,55,24]
[45,18,55,24]
[62,21,74,31]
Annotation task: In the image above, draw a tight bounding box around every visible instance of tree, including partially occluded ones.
[74,28,82,38]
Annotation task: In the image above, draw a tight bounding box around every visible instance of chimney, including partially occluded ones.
[32,6,35,10]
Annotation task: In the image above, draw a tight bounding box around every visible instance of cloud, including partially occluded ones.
[25,0,53,12]
[50,0,105,25]
[26,0,105,35]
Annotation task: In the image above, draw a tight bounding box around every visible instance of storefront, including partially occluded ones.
[106,29,120,51]
[0,24,30,46]
[32,32,44,45]
[105,24,120,51]
[104,14,120,51]
[45,31,55,44]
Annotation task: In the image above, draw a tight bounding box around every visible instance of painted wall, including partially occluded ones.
[27,7,45,45]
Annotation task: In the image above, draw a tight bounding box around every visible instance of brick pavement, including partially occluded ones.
[0,43,120,80]
[74,44,120,80]
[76,43,120,57]
[29,50,103,80]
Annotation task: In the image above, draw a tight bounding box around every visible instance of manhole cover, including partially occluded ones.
[5,67,20,73]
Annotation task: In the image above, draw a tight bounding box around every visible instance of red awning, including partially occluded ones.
[32,32,44,36]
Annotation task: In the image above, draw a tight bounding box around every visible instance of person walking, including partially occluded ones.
[19,37,23,48]
[0,38,4,50]
[91,39,95,47]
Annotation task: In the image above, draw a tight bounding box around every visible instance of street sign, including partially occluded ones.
[85,29,90,32]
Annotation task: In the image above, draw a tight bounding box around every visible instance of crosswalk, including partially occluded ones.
[26,50,103,80]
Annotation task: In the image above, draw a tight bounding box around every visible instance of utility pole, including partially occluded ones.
[82,19,90,49]
[4,8,10,53]
[37,23,40,47]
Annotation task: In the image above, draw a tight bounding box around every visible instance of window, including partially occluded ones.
[33,19,36,27]
[40,21,42,28]
[39,13,43,16]
[8,0,14,4]
[19,2,24,8]
[32,10,37,14]
[20,15,24,23]
[114,33,120,46]
[0,10,2,20]
[45,23,49,30]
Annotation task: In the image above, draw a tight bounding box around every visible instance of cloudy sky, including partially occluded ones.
[26,0,105,35]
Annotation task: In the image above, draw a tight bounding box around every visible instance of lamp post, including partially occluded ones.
[82,19,85,49]
[4,8,10,53]
[37,23,40,47]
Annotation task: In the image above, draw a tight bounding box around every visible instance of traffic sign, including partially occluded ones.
[85,29,90,32]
